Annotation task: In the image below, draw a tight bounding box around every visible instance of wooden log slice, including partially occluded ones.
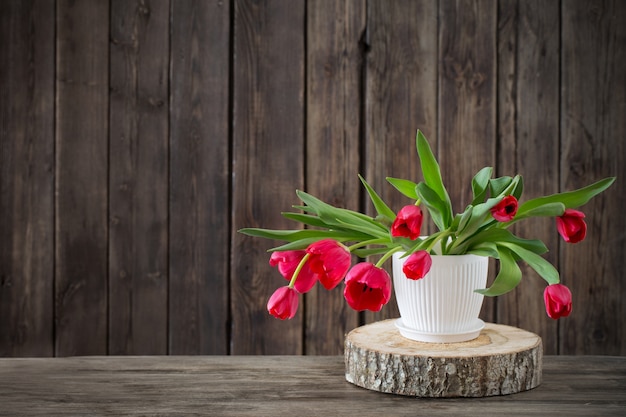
[345,319,542,397]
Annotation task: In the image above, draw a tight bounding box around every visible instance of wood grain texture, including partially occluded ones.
[438,0,497,208]
[496,0,560,354]
[0,355,624,416]
[305,0,365,355]
[231,0,306,354]
[0,0,55,356]
[0,0,624,357]
[560,0,626,355]
[108,0,170,355]
[345,320,542,397]
[55,0,110,356]
[439,0,497,325]
[169,0,231,354]
[364,0,438,323]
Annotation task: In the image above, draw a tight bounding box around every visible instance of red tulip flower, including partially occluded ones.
[343,263,392,312]
[490,195,518,222]
[556,209,587,243]
[391,205,424,240]
[306,239,352,290]
[543,283,572,319]
[267,286,299,320]
[402,250,432,280]
[269,250,317,293]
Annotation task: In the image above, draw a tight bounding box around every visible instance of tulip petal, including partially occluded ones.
[402,250,432,280]
[269,250,318,293]
[306,239,351,290]
[543,283,572,319]
[391,205,424,240]
[556,209,587,243]
[490,195,518,222]
[267,286,299,320]
[343,263,392,312]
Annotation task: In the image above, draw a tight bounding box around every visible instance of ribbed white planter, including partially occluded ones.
[392,252,489,343]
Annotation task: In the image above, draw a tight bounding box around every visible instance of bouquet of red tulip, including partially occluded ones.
[240,131,614,321]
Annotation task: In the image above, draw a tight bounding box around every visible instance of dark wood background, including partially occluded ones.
[1,0,624,357]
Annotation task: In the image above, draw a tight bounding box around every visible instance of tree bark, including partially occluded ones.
[345,320,542,397]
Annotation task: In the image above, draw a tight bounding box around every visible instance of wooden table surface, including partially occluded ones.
[1,355,625,416]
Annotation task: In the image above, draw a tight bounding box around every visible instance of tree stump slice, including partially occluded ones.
[345,319,542,397]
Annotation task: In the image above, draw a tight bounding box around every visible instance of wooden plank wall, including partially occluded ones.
[1,0,624,357]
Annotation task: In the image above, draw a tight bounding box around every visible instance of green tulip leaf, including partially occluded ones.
[281,212,333,229]
[270,238,321,252]
[456,228,548,256]
[404,234,437,255]
[471,166,493,205]
[511,175,524,199]
[512,202,565,222]
[453,196,503,239]
[416,182,448,231]
[333,217,389,239]
[352,247,394,257]
[499,242,559,285]
[296,190,388,236]
[359,174,397,223]
[450,213,462,231]
[475,246,521,296]
[416,131,453,228]
[456,205,474,234]
[489,176,513,197]
[466,241,499,258]
[238,227,372,243]
[386,177,419,200]
[517,177,615,215]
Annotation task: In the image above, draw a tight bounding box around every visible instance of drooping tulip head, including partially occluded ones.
[490,195,518,222]
[343,263,392,312]
[269,250,317,293]
[543,283,572,319]
[305,239,352,290]
[267,286,299,320]
[391,205,424,240]
[402,250,432,280]
[556,209,587,243]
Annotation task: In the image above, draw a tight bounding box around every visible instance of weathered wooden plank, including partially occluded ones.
[364,0,438,323]
[231,0,306,354]
[0,0,55,356]
[108,0,170,355]
[438,0,497,206]
[496,0,560,354]
[438,0,497,324]
[169,0,231,354]
[304,0,365,355]
[560,0,626,355]
[0,356,625,416]
[1,0,624,358]
[55,0,110,356]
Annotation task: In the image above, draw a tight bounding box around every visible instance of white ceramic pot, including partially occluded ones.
[392,251,489,343]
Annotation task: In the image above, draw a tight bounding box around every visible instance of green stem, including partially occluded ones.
[375,246,403,268]
[496,218,514,228]
[440,233,455,254]
[425,231,448,254]
[347,238,388,252]
[288,253,311,288]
